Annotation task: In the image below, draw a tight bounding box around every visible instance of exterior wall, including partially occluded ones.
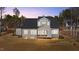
[37,17,51,37]
[16,28,59,39]
[51,28,59,38]
[22,29,37,39]
[16,28,22,36]
[16,17,59,39]
[38,17,50,27]
[38,28,59,38]
[37,26,52,37]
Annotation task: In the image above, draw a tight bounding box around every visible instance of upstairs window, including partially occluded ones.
[41,21,46,25]
[38,21,50,26]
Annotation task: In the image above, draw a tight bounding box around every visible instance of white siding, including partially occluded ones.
[38,17,50,27]
[30,30,37,35]
[51,29,59,34]
[16,28,22,36]
[38,22,41,26]
[38,30,47,35]
[22,29,37,39]
[23,30,28,35]
[51,29,59,38]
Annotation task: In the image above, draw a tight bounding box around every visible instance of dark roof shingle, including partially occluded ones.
[22,18,37,29]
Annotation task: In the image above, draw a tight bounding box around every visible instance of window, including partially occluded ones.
[51,29,59,34]
[38,18,50,26]
[42,21,46,25]
[30,30,37,35]
[24,30,28,34]
[38,30,47,35]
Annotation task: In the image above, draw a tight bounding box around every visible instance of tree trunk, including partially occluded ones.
[0,9,2,36]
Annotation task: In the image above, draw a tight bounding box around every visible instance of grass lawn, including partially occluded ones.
[0,33,79,51]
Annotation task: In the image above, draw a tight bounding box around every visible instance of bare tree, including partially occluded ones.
[13,8,20,17]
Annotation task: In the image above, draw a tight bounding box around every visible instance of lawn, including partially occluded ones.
[0,33,79,51]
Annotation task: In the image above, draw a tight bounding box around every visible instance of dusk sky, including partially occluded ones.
[5,7,68,18]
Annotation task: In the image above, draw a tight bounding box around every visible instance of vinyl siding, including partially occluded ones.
[16,28,22,36]
[51,29,59,38]
[22,29,37,39]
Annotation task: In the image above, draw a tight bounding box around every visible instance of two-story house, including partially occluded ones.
[16,16,59,39]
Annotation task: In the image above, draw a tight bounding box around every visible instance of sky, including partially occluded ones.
[5,7,68,18]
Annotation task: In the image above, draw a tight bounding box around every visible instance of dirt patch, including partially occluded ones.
[0,33,79,51]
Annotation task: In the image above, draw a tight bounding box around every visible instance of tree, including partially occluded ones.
[60,7,79,26]
[13,8,20,17]
[70,7,79,40]
[4,14,13,28]
[13,8,20,24]
[0,7,5,20]
[0,7,5,34]
[59,7,79,40]
[61,9,71,19]
[19,15,26,27]
[13,8,20,35]
[59,8,71,26]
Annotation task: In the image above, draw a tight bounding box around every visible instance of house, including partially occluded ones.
[16,16,59,39]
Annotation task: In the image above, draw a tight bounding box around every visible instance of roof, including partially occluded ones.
[17,16,59,29]
[45,16,59,28]
[21,18,37,29]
